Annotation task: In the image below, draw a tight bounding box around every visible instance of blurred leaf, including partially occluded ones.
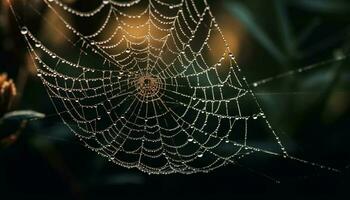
[225,2,288,65]
[33,123,74,144]
[296,18,322,45]
[301,67,335,90]
[289,0,350,13]
[274,0,296,57]
[0,110,45,123]
[101,173,145,185]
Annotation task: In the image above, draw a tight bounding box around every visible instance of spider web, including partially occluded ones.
[9,0,337,175]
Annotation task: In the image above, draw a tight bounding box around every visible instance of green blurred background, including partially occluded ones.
[0,0,350,199]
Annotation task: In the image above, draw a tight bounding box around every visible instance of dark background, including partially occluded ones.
[0,0,350,199]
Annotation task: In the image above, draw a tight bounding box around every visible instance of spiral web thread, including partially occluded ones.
[11,0,338,175]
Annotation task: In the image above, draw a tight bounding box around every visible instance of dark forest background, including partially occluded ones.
[0,0,349,199]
